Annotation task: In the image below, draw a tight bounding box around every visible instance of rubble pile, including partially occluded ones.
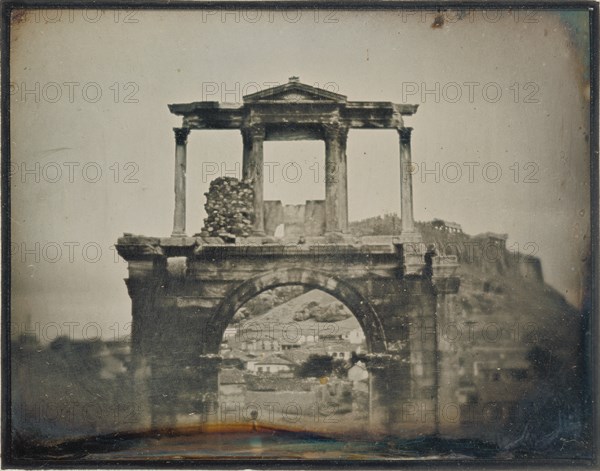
[203,177,255,237]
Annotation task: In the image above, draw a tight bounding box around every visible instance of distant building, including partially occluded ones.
[242,339,280,352]
[223,327,238,339]
[325,341,357,360]
[298,333,319,344]
[348,361,368,383]
[281,341,301,351]
[246,354,294,375]
[432,218,463,233]
[474,232,508,250]
[343,327,366,345]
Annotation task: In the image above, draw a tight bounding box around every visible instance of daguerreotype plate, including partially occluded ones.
[2,1,598,467]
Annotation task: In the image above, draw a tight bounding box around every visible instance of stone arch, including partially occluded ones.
[206,267,387,354]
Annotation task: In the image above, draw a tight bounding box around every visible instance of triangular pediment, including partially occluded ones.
[243,79,347,103]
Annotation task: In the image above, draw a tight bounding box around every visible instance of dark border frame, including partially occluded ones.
[1,1,598,468]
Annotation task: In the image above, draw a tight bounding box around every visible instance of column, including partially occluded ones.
[399,127,415,234]
[172,127,190,237]
[398,128,415,238]
[340,130,349,233]
[241,124,266,235]
[324,123,349,234]
[124,273,164,431]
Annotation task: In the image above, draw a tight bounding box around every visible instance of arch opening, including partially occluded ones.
[263,140,325,206]
[207,268,387,354]
[216,282,374,432]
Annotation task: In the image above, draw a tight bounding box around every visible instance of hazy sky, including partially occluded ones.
[10,8,591,340]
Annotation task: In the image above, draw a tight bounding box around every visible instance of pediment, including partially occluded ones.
[265,89,336,102]
[243,80,347,103]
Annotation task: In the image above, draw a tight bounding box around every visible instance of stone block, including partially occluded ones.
[304,200,326,236]
[283,204,306,238]
[159,237,197,247]
[263,200,284,236]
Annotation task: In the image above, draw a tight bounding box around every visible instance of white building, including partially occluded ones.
[343,328,366,345]
[223,327,238,339]
[348,361,368,383]
[246,354,293,374]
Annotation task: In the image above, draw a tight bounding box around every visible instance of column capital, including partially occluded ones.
[241,123,266,142]
[398,126,413,142]
[323,122,349,143]
[174,127,191,146]
[125,275,164,298]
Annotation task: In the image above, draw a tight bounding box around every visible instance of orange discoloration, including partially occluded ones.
[10,9,27,25]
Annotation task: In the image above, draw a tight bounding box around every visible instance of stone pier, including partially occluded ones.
[117,235,459,432]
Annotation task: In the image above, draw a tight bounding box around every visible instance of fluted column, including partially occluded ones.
[242,124,266,235]
[172,127,190,237]
[324,123,349,233]
[399,127,415,234]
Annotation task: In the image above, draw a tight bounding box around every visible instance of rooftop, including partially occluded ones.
[219,368,246,385]
[254,354,294,366]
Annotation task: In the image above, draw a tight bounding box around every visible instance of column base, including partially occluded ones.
[397,230,423,244]
[171,231,187,238]
[324,231,350,243]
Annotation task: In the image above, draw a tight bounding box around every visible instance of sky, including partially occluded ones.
[9,8,592,341]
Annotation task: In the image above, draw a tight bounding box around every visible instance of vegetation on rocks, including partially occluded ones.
[203,177,254,237]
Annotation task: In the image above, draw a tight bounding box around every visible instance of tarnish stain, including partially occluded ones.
[10,9,27,25]
[431,14,444,29]
[9,8,29,42]
[556,11,591,102]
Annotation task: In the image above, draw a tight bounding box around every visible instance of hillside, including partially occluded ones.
[232,289,362,343]
[350,214,586,447]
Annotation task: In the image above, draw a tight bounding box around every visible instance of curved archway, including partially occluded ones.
[205,268,387,354]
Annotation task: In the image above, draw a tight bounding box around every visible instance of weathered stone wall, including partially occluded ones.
[517,255,543,283]
[282,204,305,238]
[117,235,459,435]
[304,200,326,236]
[263,200,327,238]
[263,200,284,236]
